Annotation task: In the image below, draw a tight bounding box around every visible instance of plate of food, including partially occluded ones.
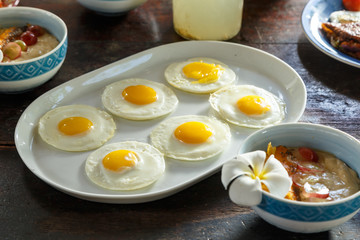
[15,41,306,204]
[301,0,360,68]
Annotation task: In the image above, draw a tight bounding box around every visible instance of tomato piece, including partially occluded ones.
[292,172,306,188]
[302,182,329,199]
[306,192,330,199]
[296,163,323,173]
[20,31,38,46]
[27,25,45,37]
[343,0,360,11]
[298,147,319,162]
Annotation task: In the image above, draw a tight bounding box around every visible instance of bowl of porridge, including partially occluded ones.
[77,0,148,16]
[223,123,360,233]
[0,7,67,93]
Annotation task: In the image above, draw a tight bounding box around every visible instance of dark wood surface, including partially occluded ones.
[1,0,360,239]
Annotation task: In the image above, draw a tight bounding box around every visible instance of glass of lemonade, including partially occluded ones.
[172,0,244,41]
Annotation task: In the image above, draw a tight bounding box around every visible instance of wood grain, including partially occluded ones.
[1,0,359,239]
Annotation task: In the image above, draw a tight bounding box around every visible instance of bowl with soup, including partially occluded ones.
[0,7,67,93]
[222,123,360,233]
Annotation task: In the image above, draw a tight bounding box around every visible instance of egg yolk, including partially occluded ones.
[122,85,157,105]
[58,117,93,136]
[102,150,137,172]
[237,95,271,115]
[182,61,224,84]
[174,121,213,144]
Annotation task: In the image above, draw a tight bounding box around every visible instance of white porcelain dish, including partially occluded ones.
[14,41,306,204]
[77,0,147,16]
[301,0,360,68]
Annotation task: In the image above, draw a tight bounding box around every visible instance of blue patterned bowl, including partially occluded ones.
[0,7,67,93]
[238,123,360,233]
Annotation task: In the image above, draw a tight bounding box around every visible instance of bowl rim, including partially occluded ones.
[0,6,68,66]
[241,122,360,207]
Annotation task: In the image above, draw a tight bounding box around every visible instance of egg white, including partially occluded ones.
[101,78,178,120]
[38,105,116,152]
[209,85,286,128]
[164,57,236,94]
[330,10,360,23]
[150,115,231,161]
[85,141,165,191]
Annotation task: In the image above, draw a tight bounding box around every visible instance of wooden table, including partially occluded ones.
[1,0,359,239]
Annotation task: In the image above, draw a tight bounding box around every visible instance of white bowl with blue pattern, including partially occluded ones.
[238,123,360,233]
[77,0,147,16]
[0,7,67,93]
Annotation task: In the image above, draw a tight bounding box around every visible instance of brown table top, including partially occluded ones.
[1,0,360,239]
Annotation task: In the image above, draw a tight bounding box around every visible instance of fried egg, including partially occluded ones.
[85,141,165,190]
[330,10,360,23]
[101,78,178,120]
[150,115,231,161]
[38,105,116,151]
[164,57,236,94]
[209,85,286,128]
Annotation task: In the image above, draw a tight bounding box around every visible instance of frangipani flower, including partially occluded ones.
[221,150,292,206]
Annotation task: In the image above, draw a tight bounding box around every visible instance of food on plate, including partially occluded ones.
[85,141,165,191]
[164,57,236,94]
[209,85,286,128]
[150,115,231,161]
[101,78,179,120]
[329,10,360,23]
[38,105,116,152]
[267,143,360,202]
[0,24,59,62]
[321,21,360,60]
[343,0,360,11]
[321,9,360,60]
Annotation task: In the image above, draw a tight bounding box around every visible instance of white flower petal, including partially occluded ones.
[262,154,289,175]
[228,175,262,206]
[221,151,266,189]
[262,174,292,197]
[261,155,291,198]
[247,150,266,176]
[222,150,292,205]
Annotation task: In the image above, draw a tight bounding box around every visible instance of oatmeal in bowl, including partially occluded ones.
[0,7,67,93]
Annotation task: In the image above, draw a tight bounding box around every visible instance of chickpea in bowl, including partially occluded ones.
[222,123,360,233]
[0,7,67,93]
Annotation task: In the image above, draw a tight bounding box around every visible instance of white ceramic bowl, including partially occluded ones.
[238,123,360,233]
[77,0,147,16]
[0,7,68,93]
